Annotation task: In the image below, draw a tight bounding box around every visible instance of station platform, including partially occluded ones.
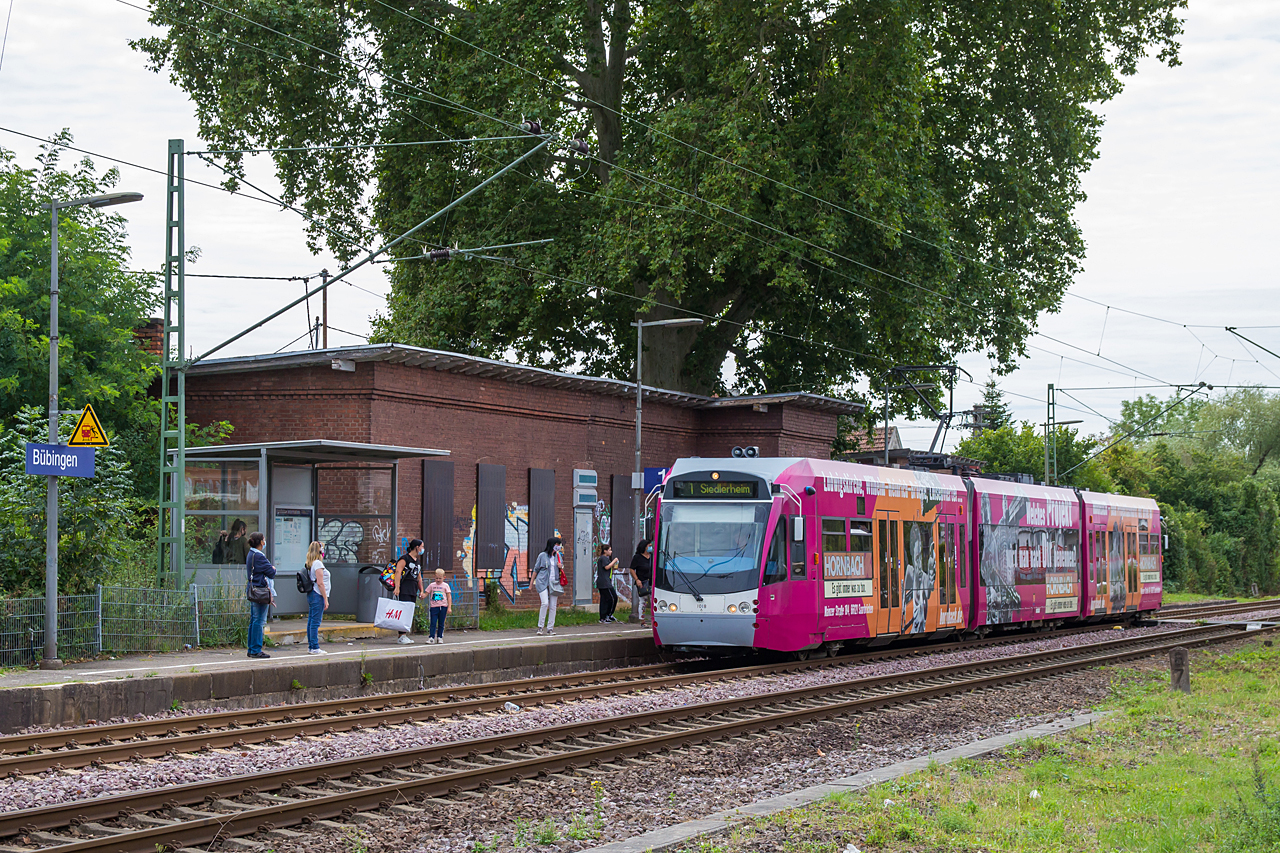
[0,620,658,733]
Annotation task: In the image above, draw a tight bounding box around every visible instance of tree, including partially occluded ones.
[133,0,1185,396]
[956,421,1110,491]
[0,408,146,594]
[0,137,161,498]
[977,379,1012,432]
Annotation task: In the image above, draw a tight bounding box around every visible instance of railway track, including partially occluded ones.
[1156,598,1280,620]
[0,621,1268,853]
[0,625,1107,775]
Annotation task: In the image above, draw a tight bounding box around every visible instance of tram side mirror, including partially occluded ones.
[793,519,804,541]
[1164,534,1169,550]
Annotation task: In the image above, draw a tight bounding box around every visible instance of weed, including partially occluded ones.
[533,817,559,844]
[472,836,496,853]
[566,813,593,841]
[513,818,529,848]
[189,666,199,673]
[1221,754,1280,851]
[290,678,304,691]
[361,671,374,686]
[591,779,606,833]
[144,671,159,678]
[343,828,368,853]
[169,699,181,712]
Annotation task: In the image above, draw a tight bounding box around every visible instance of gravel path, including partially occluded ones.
[0,624,1176,813]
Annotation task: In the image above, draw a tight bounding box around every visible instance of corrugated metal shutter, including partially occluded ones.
[476,463,506,573]
[529,468,556,557]
[611,474,634,563]
[422,460,454,573]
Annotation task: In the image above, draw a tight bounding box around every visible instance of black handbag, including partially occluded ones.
[246,562,272,603]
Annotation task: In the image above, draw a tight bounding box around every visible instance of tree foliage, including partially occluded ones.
[0,138,161,498]
[0,408,147,595]
[133,0,1185,398]
[956,421,1110,491]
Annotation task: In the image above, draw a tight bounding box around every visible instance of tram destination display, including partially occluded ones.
[672,479,758,499]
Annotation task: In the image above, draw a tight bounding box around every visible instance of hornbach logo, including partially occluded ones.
[675,480,756,498]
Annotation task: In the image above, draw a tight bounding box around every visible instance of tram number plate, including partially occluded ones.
[1139,571,1161,584]
[695,601,709,611]
[824,580,872,598]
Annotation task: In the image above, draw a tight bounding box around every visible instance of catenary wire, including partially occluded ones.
[187,136,531,155]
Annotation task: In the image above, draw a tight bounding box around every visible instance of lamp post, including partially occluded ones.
[43,191,143,669]
[630,316,704,621]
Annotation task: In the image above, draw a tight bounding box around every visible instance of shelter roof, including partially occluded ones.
[181,439,449,464]
[188,344,864,416]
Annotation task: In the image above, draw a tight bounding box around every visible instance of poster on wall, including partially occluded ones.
[273,505,314,574]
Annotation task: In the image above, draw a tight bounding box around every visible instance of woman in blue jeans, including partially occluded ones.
[245,531,276,659]
[304,541,330,654]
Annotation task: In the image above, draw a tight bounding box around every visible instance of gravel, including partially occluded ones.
[0,623,1175,813]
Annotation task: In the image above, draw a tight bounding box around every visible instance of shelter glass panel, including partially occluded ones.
[317,466,394,567]
[184,461,259,512]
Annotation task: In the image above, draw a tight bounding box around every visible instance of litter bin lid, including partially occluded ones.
[358,564,383,574]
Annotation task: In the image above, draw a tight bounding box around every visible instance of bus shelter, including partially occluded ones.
[174,440,449,615]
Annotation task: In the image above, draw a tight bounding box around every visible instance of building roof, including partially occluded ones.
[189,344,864,416]
[843,425,902,454]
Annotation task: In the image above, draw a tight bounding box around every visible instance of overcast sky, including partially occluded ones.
[1,0,1277,449]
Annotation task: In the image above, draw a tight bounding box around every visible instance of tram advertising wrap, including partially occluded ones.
[647,457,1161,656]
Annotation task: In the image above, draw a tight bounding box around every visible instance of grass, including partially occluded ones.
[1162,590,1262,605]
[679,637,1280,853]
[478,604,632,631]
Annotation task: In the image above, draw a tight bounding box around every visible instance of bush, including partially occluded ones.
[484,580,506,614]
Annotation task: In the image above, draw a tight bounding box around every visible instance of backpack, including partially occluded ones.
[296,567,315,594]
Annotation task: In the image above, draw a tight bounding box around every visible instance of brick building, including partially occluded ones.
[184,344,862,610]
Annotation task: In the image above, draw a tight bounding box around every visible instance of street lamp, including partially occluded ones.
[630,316,704,622]
[43,191,144,669]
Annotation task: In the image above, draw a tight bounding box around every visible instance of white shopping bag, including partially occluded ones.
[374,599,415,633]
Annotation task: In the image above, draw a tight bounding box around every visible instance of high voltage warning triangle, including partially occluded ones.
[68,404,109,447]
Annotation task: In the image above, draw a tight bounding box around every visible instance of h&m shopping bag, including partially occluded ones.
[374,599,415,633]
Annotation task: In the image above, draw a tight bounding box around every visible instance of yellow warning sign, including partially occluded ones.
[68,404,109,447]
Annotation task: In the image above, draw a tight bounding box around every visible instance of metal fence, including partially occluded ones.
[0,579,479,668]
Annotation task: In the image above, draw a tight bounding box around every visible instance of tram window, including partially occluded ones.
[822,518,846,553]
[850,520,873,542]
[878,518,891,608]
[889,521,901,606]
[938,522,952,605]
[857,496,866,516]
[790,517,806,576]
[763,519,787,585]
[957,524,967,589]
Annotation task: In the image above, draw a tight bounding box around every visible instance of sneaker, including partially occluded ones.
[546,629,556,636]
[536,628,544,635]
[599,619,607,624]
[248,652,271,659]
[606,617,618,623]
[397,635,415,645]
[308,648,327,655]
[427,637,437,644]
[436,636,444,643]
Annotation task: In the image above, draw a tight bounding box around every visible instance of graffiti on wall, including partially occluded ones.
[459,503,535,602]
[319,518,364,563]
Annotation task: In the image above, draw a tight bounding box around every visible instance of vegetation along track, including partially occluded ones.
[1156,598,1280,620]
[0,626,1105,775]
[0,622,1267,853]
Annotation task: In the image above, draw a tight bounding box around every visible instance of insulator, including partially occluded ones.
[428,248,453,261]
[522,119,543,134]
[568,137,590,155]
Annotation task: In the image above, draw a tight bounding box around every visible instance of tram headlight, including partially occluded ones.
[668,602,678,612]
[657,599,667,611]
[727,604,738,613]
[739,601,751,613]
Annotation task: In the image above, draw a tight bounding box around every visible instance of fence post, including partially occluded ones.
[96,584,103,656]
[191,583,200,648]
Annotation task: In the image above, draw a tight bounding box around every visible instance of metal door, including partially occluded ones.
[875,513,902,636]
[573,507,594,605]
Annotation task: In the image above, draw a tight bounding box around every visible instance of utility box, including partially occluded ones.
[573,468,597,506]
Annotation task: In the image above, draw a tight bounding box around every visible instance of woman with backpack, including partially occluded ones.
[392,539,426,644]
[303,541,330,655]
[532,537,565,635]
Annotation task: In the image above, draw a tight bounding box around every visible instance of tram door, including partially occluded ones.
[1123,521,1140,611]
[875,513,903,636]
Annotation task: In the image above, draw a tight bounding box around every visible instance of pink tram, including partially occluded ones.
[650,457,1162,655]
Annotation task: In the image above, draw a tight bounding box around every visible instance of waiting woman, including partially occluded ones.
[305,541,330,655]
[532,536,565,635]
[245,531,276,659]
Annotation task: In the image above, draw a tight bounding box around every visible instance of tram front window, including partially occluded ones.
[657,502,770,596]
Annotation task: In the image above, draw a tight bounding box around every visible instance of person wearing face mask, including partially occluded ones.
[392,539,426,644]
[532,536,565,635]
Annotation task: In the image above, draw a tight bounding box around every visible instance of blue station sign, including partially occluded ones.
[25,443,95,478]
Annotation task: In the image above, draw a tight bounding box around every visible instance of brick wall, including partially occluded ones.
[186,359,843,610]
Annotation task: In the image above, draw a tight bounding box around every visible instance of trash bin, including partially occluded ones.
[357,565,389,623]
